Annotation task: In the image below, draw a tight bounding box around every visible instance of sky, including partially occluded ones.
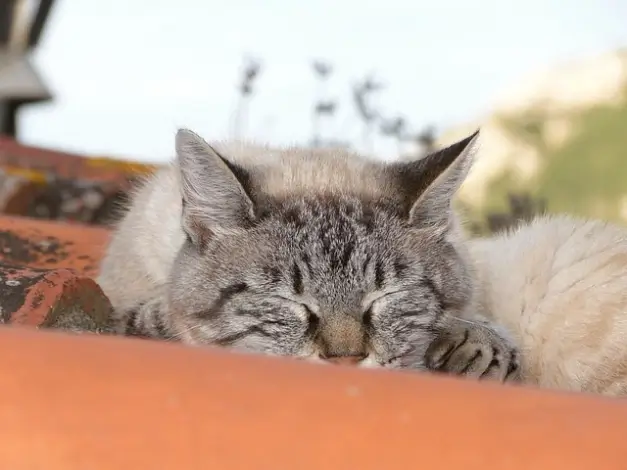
[18,0,627,163]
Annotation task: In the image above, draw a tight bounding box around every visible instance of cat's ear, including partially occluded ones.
[175,128,255,247]
[393,130,479,232]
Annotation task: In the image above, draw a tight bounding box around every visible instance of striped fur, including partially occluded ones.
[98,129,520,378]
[101,128,627,397]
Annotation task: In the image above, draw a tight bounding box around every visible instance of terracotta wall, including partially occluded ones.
[1,326,627,469]
[0,137,127,332]
[0,214,113,331]
[0,136,156,225]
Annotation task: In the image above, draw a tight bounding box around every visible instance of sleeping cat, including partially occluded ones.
[97,128,627,396]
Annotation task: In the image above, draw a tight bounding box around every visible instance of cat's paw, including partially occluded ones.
[425,317,521,383]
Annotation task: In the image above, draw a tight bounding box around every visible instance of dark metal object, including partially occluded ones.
[28,0,56,48]
[0,1,16,45]
[0,0,56,138]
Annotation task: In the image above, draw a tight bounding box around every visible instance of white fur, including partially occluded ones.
[468,214,627,396]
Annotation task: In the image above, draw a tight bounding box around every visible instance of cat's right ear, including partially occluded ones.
[175,129,255,248]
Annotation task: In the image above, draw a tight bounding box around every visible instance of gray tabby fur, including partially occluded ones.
[97,129,518,380]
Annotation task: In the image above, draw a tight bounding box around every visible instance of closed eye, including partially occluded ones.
[362,289,414,318]
[273,295,319,336]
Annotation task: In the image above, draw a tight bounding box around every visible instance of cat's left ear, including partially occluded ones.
[391,130,480,232]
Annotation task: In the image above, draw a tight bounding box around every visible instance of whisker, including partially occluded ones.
[167,324,203,341]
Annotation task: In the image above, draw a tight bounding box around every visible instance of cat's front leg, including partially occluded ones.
[116,294,173,341]
[425,315,521,383]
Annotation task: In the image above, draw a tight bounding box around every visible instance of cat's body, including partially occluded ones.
[467,215,627,395]
[98,129,627,396]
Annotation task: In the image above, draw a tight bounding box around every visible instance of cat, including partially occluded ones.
[99,127,627,396]
[98,128,520,382]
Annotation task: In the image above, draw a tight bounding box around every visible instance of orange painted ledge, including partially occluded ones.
[0,214,110,275]
[1,327,627,469]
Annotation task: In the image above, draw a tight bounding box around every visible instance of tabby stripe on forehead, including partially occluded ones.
[292,262,304,295]
[194,282,248,318]
[340,239,355,269]
[374,260,385,289]
[362,254,372,276]
[301,253,313,276]
[326,239,355,273]
[358,205,375,233]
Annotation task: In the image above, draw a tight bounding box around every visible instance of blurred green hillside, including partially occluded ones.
[480,93,627,227]
[440,50,627,234]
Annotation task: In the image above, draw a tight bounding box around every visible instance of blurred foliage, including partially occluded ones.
[473,94,627,230]
[461,193,547,236]
[534,102,627,221]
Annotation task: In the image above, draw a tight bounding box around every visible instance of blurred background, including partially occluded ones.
[2,0,627,232]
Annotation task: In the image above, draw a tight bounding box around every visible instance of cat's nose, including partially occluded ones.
[319,353,367,366]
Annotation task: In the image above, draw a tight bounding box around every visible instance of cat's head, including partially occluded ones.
[168,129,480,369]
